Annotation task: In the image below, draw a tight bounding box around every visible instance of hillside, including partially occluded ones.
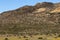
[0,2,60,35]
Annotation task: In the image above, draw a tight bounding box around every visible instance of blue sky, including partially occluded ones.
[0,0,60,13]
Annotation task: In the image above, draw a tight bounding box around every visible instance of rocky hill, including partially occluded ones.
[0,2,60,35]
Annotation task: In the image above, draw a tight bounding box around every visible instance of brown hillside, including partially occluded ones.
[0,2,60,35]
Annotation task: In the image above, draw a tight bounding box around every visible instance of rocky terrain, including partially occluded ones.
[0,2,60,35]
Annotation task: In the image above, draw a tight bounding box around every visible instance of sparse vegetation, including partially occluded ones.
[0,2,60,40]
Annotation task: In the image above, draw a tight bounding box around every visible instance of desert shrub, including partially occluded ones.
[4,38,9,40]
[25,39,28,40]
[38,37,43,39]
[57,12,60,14]
[23,36,28,38]
[19,36,21,39]
[58,34,60,37]
[30,35,32,37]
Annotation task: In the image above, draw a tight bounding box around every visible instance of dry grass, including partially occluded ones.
[51,7,60,13]
[0,35,60,40]
[34,8,46,13]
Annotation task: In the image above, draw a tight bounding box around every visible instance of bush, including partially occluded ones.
[23,36,28,38]
[38,37,43,39]
[4,38,9,40]
[25,39,28,40]
[58,34,60,37]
